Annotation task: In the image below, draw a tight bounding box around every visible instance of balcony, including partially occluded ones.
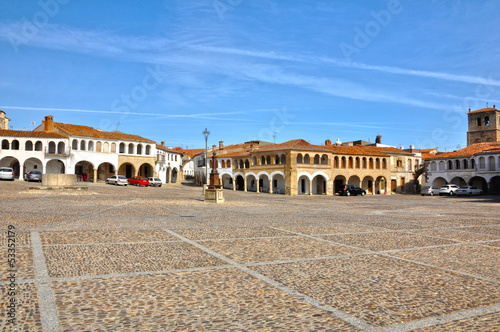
[45,147,71,157]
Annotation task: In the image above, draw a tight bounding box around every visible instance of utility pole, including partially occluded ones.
[202,128,210,192]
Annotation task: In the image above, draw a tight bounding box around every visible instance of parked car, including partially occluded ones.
[148,177,162,187]
[439,184,460,196]
[455,186,483,196]
[106,175,128,186]
[0,167,15,181]
[24,170,42,182]
[128,176,150,186]
[337,185,366,196]
[420,186,440,196]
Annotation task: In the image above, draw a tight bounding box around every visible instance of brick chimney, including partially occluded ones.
[161,141,165,146]
[325,139,332,146]
[44,115,54,132]
[219,141,224,149]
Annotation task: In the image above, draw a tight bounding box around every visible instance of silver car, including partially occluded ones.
[455,186,483,196]
[148,177,162,187]
[24,170,42,182]
[421,186,439,196]
[0,167,15,181]
[439,184,460,196]
[106,175,128,186]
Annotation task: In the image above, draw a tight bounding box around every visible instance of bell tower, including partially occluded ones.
[467,106,500,146]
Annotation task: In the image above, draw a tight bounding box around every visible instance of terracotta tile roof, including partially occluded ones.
[258,139,331,152]
[0,129,68,139]
[156,145,183,154]
[220,150,251,158]
[53,122,155,143]
[425,142,500,159]
[468,107,498,114]
[178,148,204,158]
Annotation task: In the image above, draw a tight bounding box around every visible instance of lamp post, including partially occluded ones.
[202,128,210,192]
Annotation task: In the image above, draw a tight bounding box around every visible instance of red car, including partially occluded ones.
[127,176,150,186]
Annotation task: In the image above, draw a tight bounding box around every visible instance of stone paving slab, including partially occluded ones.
[173,226,294,240]
[485,240,500,247]
[275,223,387,235]
[413,311,500,331]
[199,236,363,264]
[0,283,41,331]
[413,228,500,242]
[40,229,179,245]
[357,221,426,230]
[252,255,500,328]
[0,212,74,230]
[43,242,225,278]
[320,231,458,252]
[48,215,204,231]
[52,269,362,331]
[0,230,31,246]
[464,225,500,236]
[0,247,35,281]
[391,244,500,282]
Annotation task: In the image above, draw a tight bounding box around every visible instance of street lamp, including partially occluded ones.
[202,128,210,191]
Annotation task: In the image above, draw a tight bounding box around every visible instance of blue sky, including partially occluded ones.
[0,0,499,151]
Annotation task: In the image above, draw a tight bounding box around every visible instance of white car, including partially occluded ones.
[455,186,483,196]
[106,175,128,186]
[148,177,162,187]
[439,184,460,196]
[421,186,440,196]
[0,167,15,181]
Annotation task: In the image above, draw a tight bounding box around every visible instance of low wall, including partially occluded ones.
[42,174,77,187]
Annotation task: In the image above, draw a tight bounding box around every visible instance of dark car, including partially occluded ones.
[337,185,366,196]
[24,170,42,182]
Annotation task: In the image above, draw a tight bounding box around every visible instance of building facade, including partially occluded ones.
[467,106,500,146]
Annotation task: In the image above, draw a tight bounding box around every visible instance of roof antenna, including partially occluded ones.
[273,130,279,143]
[115,122,120,131]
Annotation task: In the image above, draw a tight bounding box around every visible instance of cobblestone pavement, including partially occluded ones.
[0,180,499,331]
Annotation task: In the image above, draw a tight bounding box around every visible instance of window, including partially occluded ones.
[128,143,134,154]
[485,116,490,126]
[72,139,78,150]
[239,160,244,169]
[382,158,387,169]
[275,155,280,164]
[477,118,481,126]
[396,160,402,167]
[314,155,320,164]
[376,158,380,169]
[146,145,151,155]
[355,157,360,168]
[448,160,453,169]
[463,159,468,169]
[430,162,437,171]
[96,141,102,152]
[80,140,86,151]
[261,156,266,165]
[341,157,346,168]
[362,157,367,169]
[119,143,125,153]
[88,141,94,151]
[321,154,328,165]
[2,139,9,149]
[253,157,257,165]
[297,154,303,164]
[222,160,226,168]
[111,143,116,153]
[11,140,19,150]
[137,144,143,155]
[304,154,310,164]
[35,141,43,151]
[455,160,460,169]
[25,141,33,151]
[266,156,271,165]
[227,160,231,168]
[281,154,286,164]
[245,160,250,168]
[369,158,374,169]
[48,141,56,154]
[348,157,353,168]
[334,156,339,168]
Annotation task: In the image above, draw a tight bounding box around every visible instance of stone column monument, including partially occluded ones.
[204,152,225,203]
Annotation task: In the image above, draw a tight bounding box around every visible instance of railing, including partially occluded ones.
[44,147,71,157]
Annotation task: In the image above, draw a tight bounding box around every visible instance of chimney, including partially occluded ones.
[219,141,224,149]
[161,141,165,146]
[494,104,496,109]
[325,139,332,146]
[44,115,54,132]
[212,144,216,152]
[375,134,382,144]
[409,144,415,152]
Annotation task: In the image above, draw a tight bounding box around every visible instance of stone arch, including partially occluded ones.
[438,161,445,171]
[221,160,226,168]
[258,172,270,193]
[296,153,303,164]
[25,140,33,151]
[118,162,136,179]
[57,142,65,154]
[11,140,19,150]
[334,156,339,168]
[97,162,116,181]
[88,141,94,152]
[334,175,346,193]
[376,158,380,169]
[46,159,65,174]
[490,176,500,195]
[430,161,437,171]
[298,174,311,195]
[226,160,231,168]
[138,163,154,177]
[111,143,116,153]
[348,175,360,186]
[1,139,9,149]
[48,141,56,154]
[0,156,21,178]
[171,168,178,183]
[96,141,102,152]
[348,157,353,169]
[312,174,327,194]
[321,154,328,165]
[303,154,310,164]
[75,160,95,181]
[450,176,467,187]
[221,173,233,189]
[103,142,109,153]
[488,156,496,171]
[369,158,374,169]
[362,157,367,169]
[23,157,43,175]
[235,174,245,191]
[355,157,360,168]
[362,176,374,194]
[382,158,387,169]
[376,176,387,194]
[246,173,257,192]
[469,176,488,193]
[280,154,286,164]
[432,177,447,188]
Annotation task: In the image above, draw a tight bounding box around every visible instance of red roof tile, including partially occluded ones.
[425,142,500,159]
[156,145,183,154]
[0,129,68,139]
[468,107,498,114]
[53,123,155,143]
